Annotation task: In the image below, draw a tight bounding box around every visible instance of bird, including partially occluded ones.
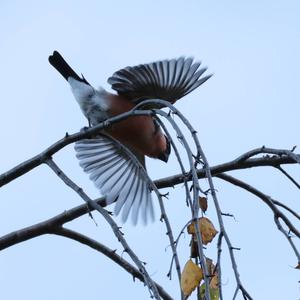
[48,51,211,224]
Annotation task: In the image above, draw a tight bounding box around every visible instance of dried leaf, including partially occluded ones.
[198,259,219,299]
[209,264,219,289]
[181,259,203,297]
[190,238,198,258]
[295,263,300,269]
[187,222,195,234]
[206,257,213,273]
[187,217,218,245]
[210,274,219,290]
[200,284,220,300]
[199,197,208,212]
[205,258,219,289]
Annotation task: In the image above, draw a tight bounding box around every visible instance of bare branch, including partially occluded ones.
[155,118,193,283]
[0,109,154,188]
[234,146,300,164]
[1,127,298,191]
[52,227,173,300]
[217,174,300,238]
[45,158,162,299]
[217,173,300,262]
[157,154,299,189]
[1,159,299,253]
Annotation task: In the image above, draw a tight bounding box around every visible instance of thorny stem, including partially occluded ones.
[136,100,212,300]
[154,118,193,286]
[168,221,191,279]
[141,99,252,300]
[155,110,211,300]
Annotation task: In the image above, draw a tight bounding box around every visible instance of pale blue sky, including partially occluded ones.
[0,1,299,299]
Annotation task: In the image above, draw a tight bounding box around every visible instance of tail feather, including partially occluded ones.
[48,51,89,84]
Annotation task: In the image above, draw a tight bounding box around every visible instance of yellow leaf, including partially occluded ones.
[187,217,218,245]
[181,259,203,297]
[200,218,218,245]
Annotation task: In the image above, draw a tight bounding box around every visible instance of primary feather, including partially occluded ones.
[108,57,212,105]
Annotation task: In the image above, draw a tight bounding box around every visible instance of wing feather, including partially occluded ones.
[108,57,211,105]
[74,135,154,224]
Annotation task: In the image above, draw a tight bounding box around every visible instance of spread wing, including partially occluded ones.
[74,134,154,224]
[107,57,212,105]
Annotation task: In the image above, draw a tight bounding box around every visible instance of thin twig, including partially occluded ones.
[167,221,191,279]
[152,101,252,300]
[272,200,300,221]
[155,118,193,285]
[276,166,300,190]
[217,173,300,262]
[45,158,161,300]
[52,227,173,300]
[273,218,300,263]
[217,174,300,238]
[100,127,183,299]
[151,106,211,300]
[155,117,193,209]
[216,232,224,300]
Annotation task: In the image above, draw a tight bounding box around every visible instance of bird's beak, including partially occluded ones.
[158,152,169,163]
[158,136,171,163]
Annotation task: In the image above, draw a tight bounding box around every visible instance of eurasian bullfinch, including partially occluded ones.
[48,51,211,224]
